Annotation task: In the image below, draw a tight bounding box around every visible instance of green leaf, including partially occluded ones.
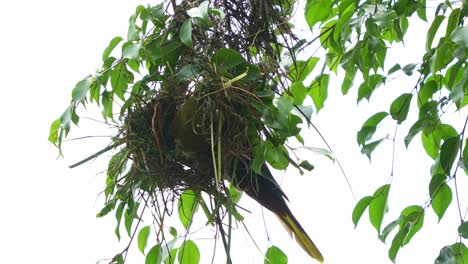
[304,146,335,161]
[299,160,314,171]
[48,118,61,145]
[430,157,446,177]
[288,58,320,82]
[341,68,356,95]
[404,120,424,147]
[211,48,245,71]
[419,101,439,127]
[463,138,468,171]
[371,10,397,29]
[361,112,389,128]
[440,136,461,174]
[352,196,373,227]
[437,124,458,140]
[431,37,455,73]
[178,240,200,264]
[103,36,123,61]
[115,202,125,240]
[290,82,307,105]
[445,8,461,37]
[422,131,441,159]
[251,143,265,174]
[265,142,289,170]
[169,227,177,238]
[146,245,162,264]
[309,74,329,112]
[450,242,468,263]
[338,0,354,15]
[264,246,288,264]
[101,90,114,120]
[97,200,116,218]
[124,201,138,237]
[388,229,404,262]
[402,63,417,76]
[417,80,440,108]
[227,183,243,204]
[60,105,72,134]
[122,43,141,60]
[70,105,79,125]
[320,19,336,49]
[296,134,305,145]
[305,0,333,28]
[445,61,463,90]
[277,95,294,114]
[128,15,140,41]
[208,9,225,21]
[450,78,466,107]
[110,65,131,100]
[361,138,385,160]
[450,25,468,48]
[72,77,93,102]
[138,226,151,254]
[293,105,313,123]
[429,173,446,198]
[138,5,150,21]
[288,114,302,136]
[187,1,209,21]
[178,191,199,229]
[431,183,452,221]
[147,38,182,68]
[161,240,177,263]
[127,59,140,73]
[369,184,390,235]
[388,205,424,261]
[357,74,384,102]
[112,253,124,264]
[165,248,178,264]
[400,205,424,245]
[416,0,427,20]
[431,183,452,222]
[180,19,193,48]
[380,218,401,242]
[107,149,128,182]
[149,4,164,22]
[435,246,456,264]
[390,93,413,124]
[426,15,445,51]
[176,64,202,82]
[458,222,468,238]
[388,64,401,75]
[357,112,388,145]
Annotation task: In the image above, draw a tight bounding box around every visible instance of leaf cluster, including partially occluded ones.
[304,0,468,261]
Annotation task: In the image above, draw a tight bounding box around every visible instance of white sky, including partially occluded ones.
[0,1,466,264]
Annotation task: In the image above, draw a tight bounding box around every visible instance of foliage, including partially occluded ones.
[309,0,468,262]
[49,0,468,263]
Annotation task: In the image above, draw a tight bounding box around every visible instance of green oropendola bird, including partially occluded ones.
[169,96,324,263]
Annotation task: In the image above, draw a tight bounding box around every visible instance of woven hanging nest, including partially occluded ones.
[122,76,264,193]
[112,0,298,196]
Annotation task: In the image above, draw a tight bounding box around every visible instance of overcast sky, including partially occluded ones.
[0,1,465,263]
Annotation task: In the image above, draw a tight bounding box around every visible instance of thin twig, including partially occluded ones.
[309,121,356,200]
[69,142,121,168]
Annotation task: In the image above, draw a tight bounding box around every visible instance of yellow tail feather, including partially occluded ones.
[278,214,324,263]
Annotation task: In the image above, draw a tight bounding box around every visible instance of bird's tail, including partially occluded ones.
[232,163,324,262]
[277,210,324,263]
